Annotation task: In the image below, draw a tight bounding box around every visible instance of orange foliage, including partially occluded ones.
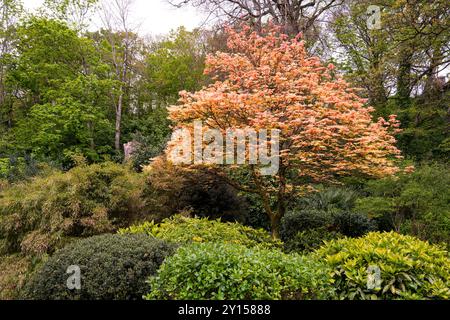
[165,24,402,237]
[168,24,401,181]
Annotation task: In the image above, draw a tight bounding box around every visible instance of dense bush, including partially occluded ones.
[0,155,40,182]
[145,243,334,300]
[280,210,332,241]
[332,211,377,237]
[241,193,271,230]
[315,232,450,300]
[355,164,450,245]
[0,162,146,255]
[22,234,176,300]
[142,157,249,223]
[120,214,281,249]
[0,254,46,300]
[280,209,375,241]
[284,227,344,253]
[0,179,7,192]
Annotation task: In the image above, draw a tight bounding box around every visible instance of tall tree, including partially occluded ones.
[330,0,391,109]
[41,0,99,30]
[7,18,115,164]
[0,0,22,130]
[169,0,344,43]
[165,25,402,238]
[145,27,207,106]
[331,0,450,107]
[100,0,138,152]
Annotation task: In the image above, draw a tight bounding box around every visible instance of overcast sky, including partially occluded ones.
[23,0,208,36]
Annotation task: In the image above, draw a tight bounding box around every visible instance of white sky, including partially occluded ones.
[23,0,208,36]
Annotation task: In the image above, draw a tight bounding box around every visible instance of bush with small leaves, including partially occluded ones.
[0,162,145,255]
[22,234,176,300]
[280,210,332,241]
[315,232,450,300]
[332,212,377,237]
[142,157,250,223]
[0,254,46,300]
[145,243,335,300]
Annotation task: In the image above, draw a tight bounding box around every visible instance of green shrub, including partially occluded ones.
[332,212,377,237]
[0,162,146,255]
[120,214,281,249]
[0,179,7,192]
[0,254,46,300]
[280,209,376,242]
[145,243,334,300]
[0,155,40,183]
[280,210,332,241]
[22,234,175,300]
[295,187,360,212]
[315,232,450,300]
[142,158,250,223]
[355,163,450,245]
[284,227,344,253]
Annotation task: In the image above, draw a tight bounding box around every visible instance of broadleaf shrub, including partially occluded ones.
[315,232,450,300]
[145,243,335,300]
[22,234,176,300]
[119,214,281,249]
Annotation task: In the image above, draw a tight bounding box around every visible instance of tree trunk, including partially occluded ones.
[115,93,123,151]
[269,213,282,240]
[396,47,413,108]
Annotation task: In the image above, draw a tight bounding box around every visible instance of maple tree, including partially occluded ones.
[169,25,403,239]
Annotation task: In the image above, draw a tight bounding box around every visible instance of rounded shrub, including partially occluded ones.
[145,243,335,300]
[280,210,332,241]
[22,234,176,300]
[284,227,344,253]
[315,232,450,300]
[332,211,377,237]
[120,214,281,249]
[141,157,249,223]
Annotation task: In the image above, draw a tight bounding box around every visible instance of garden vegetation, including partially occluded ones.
[0,0,449,301]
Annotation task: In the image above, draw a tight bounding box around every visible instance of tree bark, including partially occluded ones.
[396,46,413,108]
[115,91,123,151]
[269,213,282,240]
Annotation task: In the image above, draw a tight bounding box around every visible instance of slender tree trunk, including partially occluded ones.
[251,167,280,239]
[251,165,287,240]
[270,213,282,240]
[274,162,287,240]
[115,92,123,151]
[368,55,387,108]
[396,47,413,108]
[101,0,132,152]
